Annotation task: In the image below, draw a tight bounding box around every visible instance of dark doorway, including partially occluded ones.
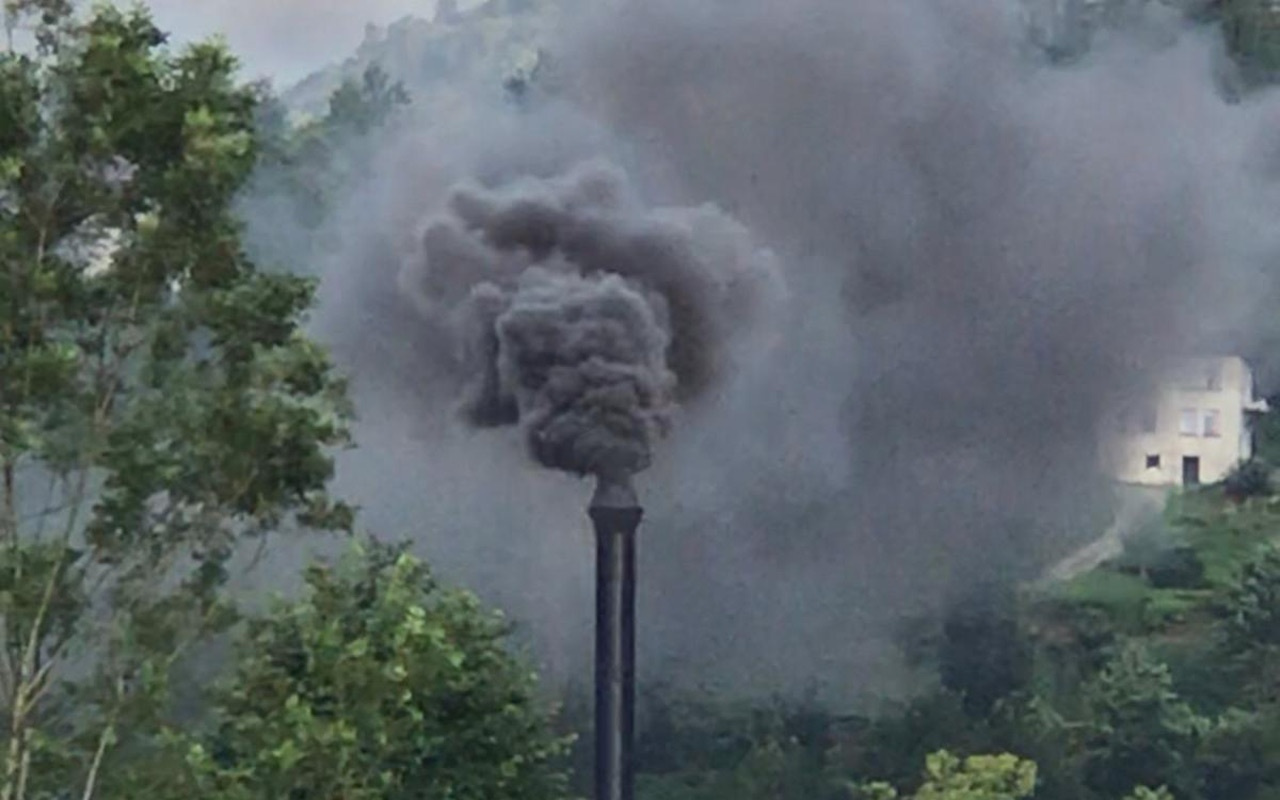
[1182,456,1201,486]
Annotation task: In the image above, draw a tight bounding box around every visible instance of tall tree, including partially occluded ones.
[847,751,1036,800]
[140,542,572,800]
[0,4,352,797]
[323,63,410,137]
[1082,643,1205,798]
[1218,543,1280,654]
[1220,0,1280,81]
[247,63,410,241]
[912,751,1036,800]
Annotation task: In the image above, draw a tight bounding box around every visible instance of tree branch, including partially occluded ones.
[2,465,89,800]
[79,678,121,800]
[80,725,111,800]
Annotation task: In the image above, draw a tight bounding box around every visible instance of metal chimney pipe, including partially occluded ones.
[589,474,642,800]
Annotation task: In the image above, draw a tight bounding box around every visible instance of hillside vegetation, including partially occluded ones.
[280,0,565,119]
[278,0,1280,121]
[619,432,1280,800]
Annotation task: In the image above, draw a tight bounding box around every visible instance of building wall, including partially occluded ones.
[1103,356,1257,487]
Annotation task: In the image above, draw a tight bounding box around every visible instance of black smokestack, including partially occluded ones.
[395,158,778,793]
[589,473,641,800]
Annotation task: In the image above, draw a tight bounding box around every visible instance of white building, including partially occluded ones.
[1102,356,1269,487]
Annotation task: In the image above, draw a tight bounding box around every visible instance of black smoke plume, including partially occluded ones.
[397,160,782,478]
[238,0,1280,703]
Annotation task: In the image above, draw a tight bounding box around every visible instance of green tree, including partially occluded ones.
[1220,0,1280,83]
[642,738,824,800]
[146,542,571,800]
[1218,543,1280,654]
[1249,401,1280,465]
[913,751,1036,800]
[0,4,352,797]
[843,751,1036,800]
[934,592,1033,718]
[323,63,409,137]
[1211,543,1280,720]
[631,694,842,800]
[988,692,1091,800]
[1082,643,1205,799]
[248,63,409,239]
[1194,708,1280,799]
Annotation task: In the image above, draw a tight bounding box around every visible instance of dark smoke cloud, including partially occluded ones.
[397,161,782,477]
[559,0,1278,577]
[244,0,1280,704]
[471,268,674,476]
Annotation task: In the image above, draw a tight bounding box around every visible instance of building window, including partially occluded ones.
[1180,409,1198,436]
[1203,409,1221,438]
[1145,454,1161,469]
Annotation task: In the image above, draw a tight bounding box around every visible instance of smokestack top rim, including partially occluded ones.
[590,471,640,510]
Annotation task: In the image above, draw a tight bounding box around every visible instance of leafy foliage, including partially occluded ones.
[246,63,409,241]
[629,483,1280,800]
[1081,642,1204,798]
[630,692,843,800]
[1220,0,1280,84]
[1216,543,1280,654]
[141,542,572,800]
[912,751,1036,800]
[0,4,352,797]
[324,63,410,137]
[935,593,1034,718]
[1250,401,1280,465]
[1223,459,1273,501]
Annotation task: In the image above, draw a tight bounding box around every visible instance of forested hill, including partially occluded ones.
[279,0,566,119]
[278,0,1280,121]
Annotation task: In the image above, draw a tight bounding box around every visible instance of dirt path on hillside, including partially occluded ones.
[1038,484,1168,585]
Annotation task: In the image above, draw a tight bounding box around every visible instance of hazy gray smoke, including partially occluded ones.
[244,0,1280,704]
[397,161,781,477]
[558,0,1279,583]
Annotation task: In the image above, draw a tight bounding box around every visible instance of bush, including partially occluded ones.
[1217,543,1280,654]
[937,597,1034,717]
[1146,547,1207,590]
[1224,459,1272,501]
[149,541,573,800]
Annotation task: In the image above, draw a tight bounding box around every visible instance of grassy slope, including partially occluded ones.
[1027,482,1280,709]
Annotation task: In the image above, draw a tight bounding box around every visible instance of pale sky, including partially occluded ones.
[130,0,450,86]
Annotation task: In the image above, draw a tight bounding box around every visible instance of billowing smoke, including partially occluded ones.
[240,0,1280,703]
[396,161,782,478]
[468,268,673,477]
